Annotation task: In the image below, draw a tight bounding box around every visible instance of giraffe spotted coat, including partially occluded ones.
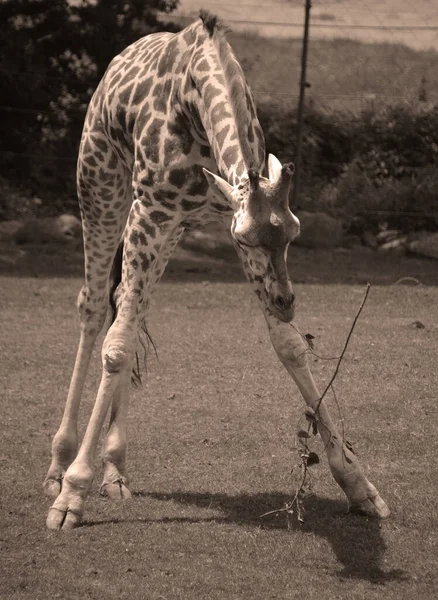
[44,12,390,530]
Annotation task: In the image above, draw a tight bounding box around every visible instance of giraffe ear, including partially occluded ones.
[268,154,283,185]
[202,168,238,210]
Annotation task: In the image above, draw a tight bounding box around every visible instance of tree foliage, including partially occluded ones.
[0,0,179,189]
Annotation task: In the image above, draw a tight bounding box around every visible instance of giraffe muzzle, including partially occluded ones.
[270,292,295,322]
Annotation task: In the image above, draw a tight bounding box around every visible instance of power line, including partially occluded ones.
[357,210,438,218]
[0,105,44,114]
[168,14,438,30]
[0,104,86,115]
[252,92,411,98]
[0,150,76,162]
[3,69,99,85]
[176,1,438,16]
[0,151,434,172]
[8,70,97,85]
[0,87,424,116]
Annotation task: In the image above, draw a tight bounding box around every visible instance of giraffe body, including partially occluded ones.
[44,14,389,530]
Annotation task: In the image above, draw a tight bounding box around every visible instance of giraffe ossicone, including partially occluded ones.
[43,12,389,531]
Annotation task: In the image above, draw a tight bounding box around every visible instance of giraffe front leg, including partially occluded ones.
[265,311,390,518]
[44,157,131,501]
[43,286,105,499]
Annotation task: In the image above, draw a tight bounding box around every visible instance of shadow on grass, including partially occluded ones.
[85,489,408,584]
[3,242,438,285]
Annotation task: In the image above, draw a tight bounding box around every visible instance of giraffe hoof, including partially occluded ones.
[43,477,63,499]
[46,507,83,531]
[100,481,132,501]
[349,493,391,519]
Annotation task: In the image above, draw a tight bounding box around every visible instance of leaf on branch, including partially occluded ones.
[307,452,320,467]
[297,429,311,439]
[305,332,315,349]
[304,407,318,423]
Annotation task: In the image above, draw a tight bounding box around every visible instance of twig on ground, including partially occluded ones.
[391,277,424,287]
[259,456,309,523]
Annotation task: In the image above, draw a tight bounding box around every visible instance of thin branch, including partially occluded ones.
[260,284,371,526]
[260,463,308,520]
[291,323,341,361]
[315,283,371,415]
[296,347,341,362]
[391,277,424,287]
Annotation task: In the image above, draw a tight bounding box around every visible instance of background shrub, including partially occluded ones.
[260,101,438,232]
[0,2,436,233]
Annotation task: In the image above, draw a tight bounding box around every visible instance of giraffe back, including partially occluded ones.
[79,14,266,227]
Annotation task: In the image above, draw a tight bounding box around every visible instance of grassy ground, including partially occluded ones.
[1,263,437,598]
[169,1,438,111]
[229,33,438,111]
[172,0,438,52]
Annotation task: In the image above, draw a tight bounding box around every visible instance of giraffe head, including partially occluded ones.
[203,154,300,322]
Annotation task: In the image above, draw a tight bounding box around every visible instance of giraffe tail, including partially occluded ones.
[108,240,157,385]
[109,240,124,326]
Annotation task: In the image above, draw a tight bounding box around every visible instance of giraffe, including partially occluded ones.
[44,12,390,530]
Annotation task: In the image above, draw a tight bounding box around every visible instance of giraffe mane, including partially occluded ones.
[199,12,257,172]
[199,10,228,37]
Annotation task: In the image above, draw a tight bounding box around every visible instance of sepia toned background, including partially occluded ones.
[1,2,437,599]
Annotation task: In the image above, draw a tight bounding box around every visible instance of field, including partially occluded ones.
[1,252,438,599]
[230,34,438,111]
[171,0,438,51]
[164,0,438,112]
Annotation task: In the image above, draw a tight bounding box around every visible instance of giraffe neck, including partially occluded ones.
[180,20,266,186]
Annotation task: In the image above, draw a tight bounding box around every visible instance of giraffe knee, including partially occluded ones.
[103,348,129,373]
[77,286,88,316]
[77,285,108,330]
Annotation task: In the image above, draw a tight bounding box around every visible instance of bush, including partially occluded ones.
[258,102,354,183]
[333,162,438,233]
[350,103,438,184]
[260,100,438,231]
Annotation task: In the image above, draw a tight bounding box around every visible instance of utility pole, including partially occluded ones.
[292,0,312,206]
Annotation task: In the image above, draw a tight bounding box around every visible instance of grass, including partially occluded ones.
[1,273,438,599]
[170,3,438,112]
[228,32,438,111]
[172,0,438,55]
